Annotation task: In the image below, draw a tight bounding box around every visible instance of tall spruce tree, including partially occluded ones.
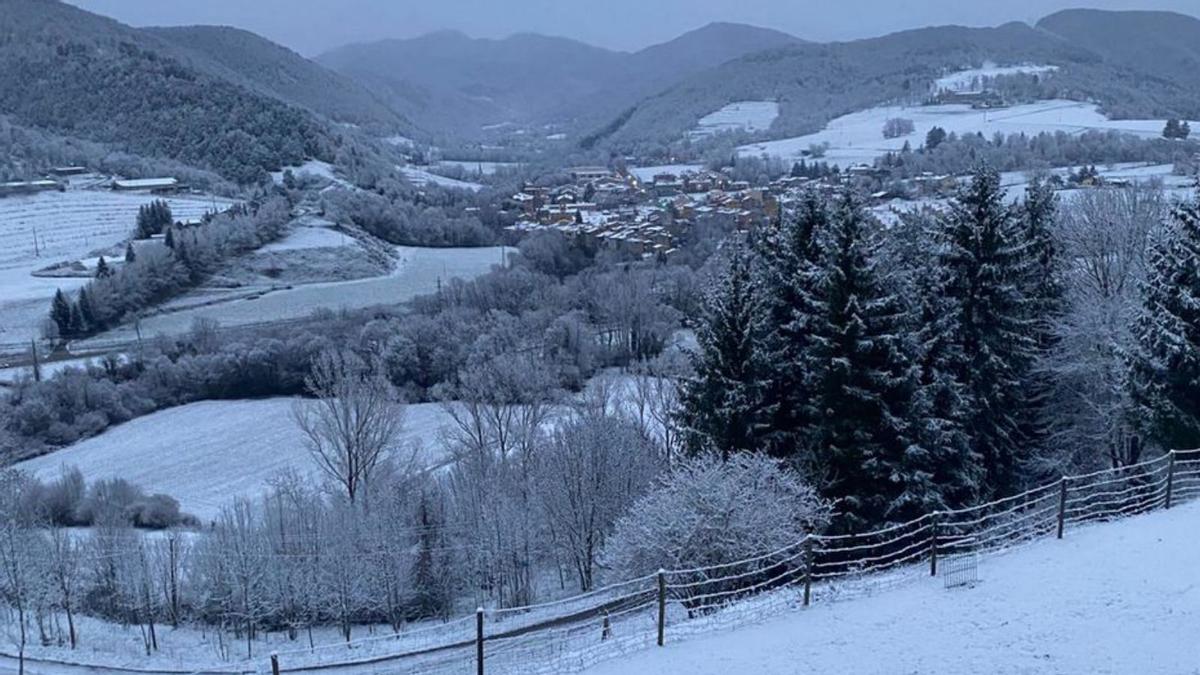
[1017,177,1065,477]
[124,241,137,263]
[50,288,72,338]
[935,169,1038,496]
[678,242,773,458]
[755,192,828,459]
[95,256,112,279]
[801,195,928,530]
[77,287,96,334]
[1129,203,1200,450]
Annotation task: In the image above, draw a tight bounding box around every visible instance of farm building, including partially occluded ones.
[0,180,64,197]
[112,177,180,192]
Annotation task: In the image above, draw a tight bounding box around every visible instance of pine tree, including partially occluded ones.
[50,288,72,338]
[67,302,86,338]
[1163,119,1181,140]
[801,195,934,529]
[95,256,112,279]
[163,226,175,249]
[755,192,828,459]
[935,168,1038,496]
[926,126,947,150]
[1016,177,1065,474]
[678,242,773,458]
[125,242,137,263]
[77,287,96,334]
[1129,203,1200,450]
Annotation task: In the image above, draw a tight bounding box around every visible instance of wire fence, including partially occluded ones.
[244,448,1200,675]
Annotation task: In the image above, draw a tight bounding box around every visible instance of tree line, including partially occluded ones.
[48,197,290,341]
[679,169,1200,533]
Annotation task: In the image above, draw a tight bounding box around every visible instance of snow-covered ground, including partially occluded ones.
[16,397,458,521]
[400,166,485,192]
[0,190,235,348]
[691,101,780,138]
[270,159,345,186]
[934,63,1059,93]
[587,499,1200,675]
[74,246,510,347]
[258,220,351,252]
[437,160,522,176]
[629,165,706,183]
[739,99,1196,168]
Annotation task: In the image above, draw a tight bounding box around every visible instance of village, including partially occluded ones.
[493,156,1164,260]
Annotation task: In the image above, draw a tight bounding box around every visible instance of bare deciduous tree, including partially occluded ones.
[293,349,405,506]
[1040,186,1169,471]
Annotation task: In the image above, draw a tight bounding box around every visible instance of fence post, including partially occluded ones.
[1056,477,1068,539]
[270,652,280,675]
[802,536,813,607]
[656,569,667,647]
[929,512,939,577]
[475,607,484,675]
[1166,450,1177,510]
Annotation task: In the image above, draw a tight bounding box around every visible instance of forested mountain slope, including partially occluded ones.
[589,13,1200,150]
[145,25,412,135]
[1037,9,1200,119]
[0,0,332,183]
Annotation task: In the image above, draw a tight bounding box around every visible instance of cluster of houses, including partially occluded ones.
[0,167,182,198]
[498,162,988,259]
[501,166,790,260]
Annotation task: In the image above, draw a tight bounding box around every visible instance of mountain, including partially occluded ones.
[589,22,1083,147]
[589,13,1200,150]
[317,23,805,140]
[628,22,804,87]
[1036,9,1200,119]
[0,0,332,183]
[145,25,411,134]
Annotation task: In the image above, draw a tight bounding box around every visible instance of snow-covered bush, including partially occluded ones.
[601,452,830,582]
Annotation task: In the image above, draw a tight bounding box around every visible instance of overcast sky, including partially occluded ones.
[66,0,1199,56]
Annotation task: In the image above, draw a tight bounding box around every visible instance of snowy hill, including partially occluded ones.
[586,499,1200,675]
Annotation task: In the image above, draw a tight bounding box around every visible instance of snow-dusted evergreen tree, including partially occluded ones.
[801,195,930,529]
[935,168,1038,496]
[1017,177,1065,477]
[678,242,773,458]
[754,192,827,459]
[50,288,72,337]
[1129,202,1200,450]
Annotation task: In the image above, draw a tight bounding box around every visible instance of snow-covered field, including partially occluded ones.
[934,63,1059,93]
[739,99,1196,167]
[76,245,510,346]
[0,190,231,272]
[587,499,1200,675]
[437,160,522,176]
[258,220,351,252]
[0,190,235,347]
[16,397,458,521]
[690,101,780,138]
[400,166,485,192]
[629,165,705,183]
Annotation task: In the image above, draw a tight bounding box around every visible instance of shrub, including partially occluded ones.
[601,453,830,585]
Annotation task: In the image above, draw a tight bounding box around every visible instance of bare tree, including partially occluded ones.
[44,525,82,649]
[1040,186,1169,471]
[630,352,689,464]
[536,414,661,590]
[293,349,405,506]
[0,471,34,675]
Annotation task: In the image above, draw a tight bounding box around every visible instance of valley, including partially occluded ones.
[2,3,1200,674]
